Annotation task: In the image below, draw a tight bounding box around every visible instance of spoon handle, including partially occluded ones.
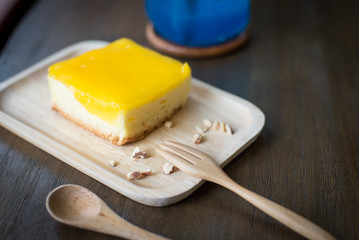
[90,203,169,240]
[214,173,336,240]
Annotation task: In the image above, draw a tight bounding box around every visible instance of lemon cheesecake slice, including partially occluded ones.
[48,38,191,145]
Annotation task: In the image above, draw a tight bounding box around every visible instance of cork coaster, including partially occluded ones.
[145,22,249,58]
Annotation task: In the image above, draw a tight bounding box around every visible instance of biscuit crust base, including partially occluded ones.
[51,103,182,145]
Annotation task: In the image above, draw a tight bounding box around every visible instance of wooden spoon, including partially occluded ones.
[46,184,168,240]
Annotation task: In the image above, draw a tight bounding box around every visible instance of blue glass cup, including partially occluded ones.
[146,0,250,47]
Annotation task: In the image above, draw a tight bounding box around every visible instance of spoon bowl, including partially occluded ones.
[47,184,101,222]
[46,184,168,240]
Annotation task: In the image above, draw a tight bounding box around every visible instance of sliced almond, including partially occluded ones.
[196,125,209,134]
[193,133,202,144]
[203,119,212,128]
[133,146,141,154]
[127,169,152,180]
[219,121,226,132]
[163,162,175,175]
[127,171,141,180]
[141,169,152,177]
[225,124,233,135]
[131,146,149,159]
[212,120,220,130]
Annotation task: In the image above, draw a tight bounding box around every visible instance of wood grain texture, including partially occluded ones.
[0,0,36,51]
[0,40,264,206]
[46,184,169,239]
[0,0,358,239]
[157,141,335,240]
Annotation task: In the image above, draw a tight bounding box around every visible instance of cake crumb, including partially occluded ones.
[131,146,149,159]
[108,160,118,167]
[164,121,173,128]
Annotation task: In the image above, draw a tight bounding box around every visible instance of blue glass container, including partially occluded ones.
[146,0,250,47]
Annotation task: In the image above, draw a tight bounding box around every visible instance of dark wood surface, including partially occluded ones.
[0,0,36,51]
[0,0,358,239]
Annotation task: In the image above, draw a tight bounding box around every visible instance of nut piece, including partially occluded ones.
[141,169,152,177]
[127,171,141,180]
[108,160,118,167]
[193,133,202,144]
[219,121,226,132]
[164,121,173,128]
[127,169,152,180]
[163,162,175,175]
[212,120,220,130]
[203,119,212,128]
[225,124,233,135]
[131,146,149,159]
[196,125,209,134]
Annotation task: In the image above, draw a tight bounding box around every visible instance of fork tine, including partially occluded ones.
[164,140,207,159]
[155,148,194,170]
[159,143,202,164]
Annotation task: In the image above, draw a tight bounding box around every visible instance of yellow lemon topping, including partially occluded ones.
[48,38,191,125]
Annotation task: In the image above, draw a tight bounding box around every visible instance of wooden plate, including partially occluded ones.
[0,41,265,206]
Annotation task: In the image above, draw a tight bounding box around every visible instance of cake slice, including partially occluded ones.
[48,38,191,145]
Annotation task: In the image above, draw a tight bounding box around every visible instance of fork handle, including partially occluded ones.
[215,174,336,240]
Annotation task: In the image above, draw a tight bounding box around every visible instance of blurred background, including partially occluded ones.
[0,0,358,239]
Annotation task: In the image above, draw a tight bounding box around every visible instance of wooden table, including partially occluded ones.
[0,0,358,239]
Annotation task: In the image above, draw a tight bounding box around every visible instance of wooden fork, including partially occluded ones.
[156,140,336,240]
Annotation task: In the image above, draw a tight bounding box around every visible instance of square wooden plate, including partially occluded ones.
[0,41,265,206]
